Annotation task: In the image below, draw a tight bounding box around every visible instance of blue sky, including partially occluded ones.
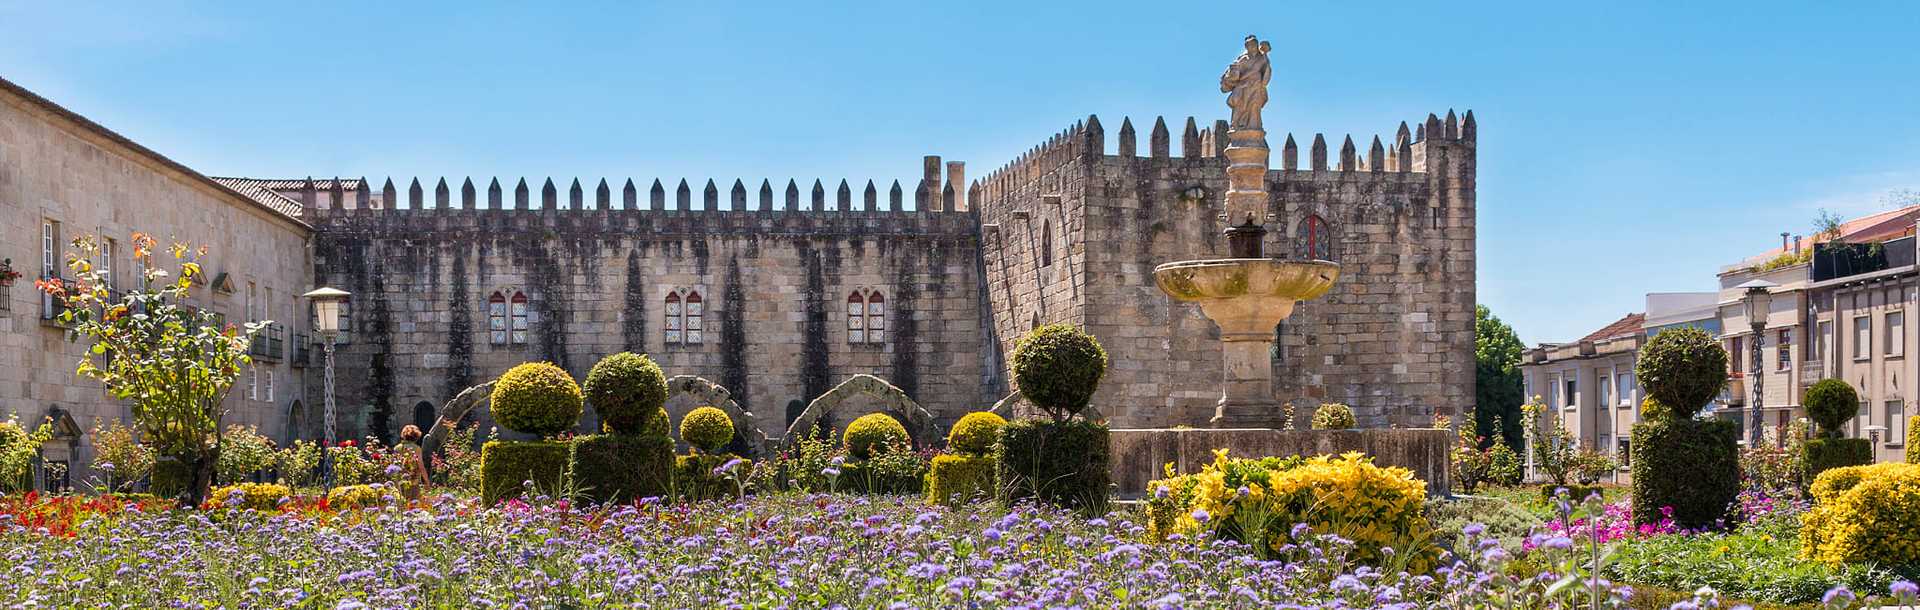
[3,1,1917,344]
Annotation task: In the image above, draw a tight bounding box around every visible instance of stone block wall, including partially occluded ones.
[305,199,994,443]
[975,112,1477,429]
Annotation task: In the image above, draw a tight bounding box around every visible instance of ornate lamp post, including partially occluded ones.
[302,286,350,490]
[1737,279,1778,447]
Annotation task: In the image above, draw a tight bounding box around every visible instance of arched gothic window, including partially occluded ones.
[509,292,529,344]
[847,289,886,344]
[665,289,704,345]
[488,291,529,345]
[488,292,507,344]
[1298,214,1332,261]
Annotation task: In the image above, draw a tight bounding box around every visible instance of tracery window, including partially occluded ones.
[665,289,704,345]
[488,291,529,345]
[847,289,886,344]
[1298,214,1332,261]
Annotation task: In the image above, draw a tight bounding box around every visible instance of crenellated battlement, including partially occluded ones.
[294,156,981,238]
[973,109,1476,202]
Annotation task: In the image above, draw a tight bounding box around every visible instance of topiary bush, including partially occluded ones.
[673,452,744,502]
[679,407,735,454]
[208,482,290,511]
[994,418,1109,514]
[1010,324,1109,420]
[1909,416,1920,464]
[479,440,571,505]
[569,433,673,505]
[1311,403,1356,430]
[490,362,584,437]
[1802,378,1859,438]
[1632,327,1728,418]
[1630,417,1739,528]
[844,413,911,460]
[641,407,670,438]
[925,453,995,506]
[1639,396,1674,422]
[1800,462,1920,565]
[946,411,1007,455]
[1802,437,1873,482]
[582,352,669,435]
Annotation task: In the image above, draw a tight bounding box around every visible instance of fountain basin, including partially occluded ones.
[1153,258,1340,427]
[1153,258,1339,302]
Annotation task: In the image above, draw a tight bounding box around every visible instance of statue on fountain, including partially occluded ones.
[1220,35,1271,132]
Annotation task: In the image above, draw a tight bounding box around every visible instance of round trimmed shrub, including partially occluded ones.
[844,413,911,459]
[490,362,583,436]
[1801,463,1920,565]
[680,407,735,454]
[1010,324,1109,420]
[1311,403,1356,430]
[326,484,389,510]
[1632,327,1727,419]
[1804,378,1860,437]
[640,407,670,438]
[209,482,291,511]
[582,352,668,435]
[947,411,1007,455]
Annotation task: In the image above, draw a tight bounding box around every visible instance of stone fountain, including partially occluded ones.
[1152,34,1340,428]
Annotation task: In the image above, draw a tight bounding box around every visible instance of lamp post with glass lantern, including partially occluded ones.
[301,287,350,490]
[1737,279,1778,447]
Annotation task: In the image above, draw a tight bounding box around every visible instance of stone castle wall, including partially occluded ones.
[974,112,1476,428]
[303,183,994,442]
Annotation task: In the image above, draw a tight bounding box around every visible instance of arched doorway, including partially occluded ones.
[412,401,436,433]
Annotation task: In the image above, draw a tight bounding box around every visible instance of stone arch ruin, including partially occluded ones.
[664,375,768,453]
[786,374,934,447]
[422,380,494,459]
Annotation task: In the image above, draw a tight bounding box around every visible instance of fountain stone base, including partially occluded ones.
[1153,258,1339,428]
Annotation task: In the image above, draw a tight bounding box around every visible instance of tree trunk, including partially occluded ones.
[185,448,218,506]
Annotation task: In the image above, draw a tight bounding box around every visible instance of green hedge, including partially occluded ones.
[569,434,673,505]
[480,440,571,505]
[839,452,929,495]
[150,456,192,499]
[994,418,1109,514]
[925,454,995,506]
[582,352,669,435]
[1802,437,1873,482]
[1630,417,1738,528]
[673,453,743,503]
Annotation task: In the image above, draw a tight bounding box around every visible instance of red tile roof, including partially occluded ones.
[1576,312,1646,343]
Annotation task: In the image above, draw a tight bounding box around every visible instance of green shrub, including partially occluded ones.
[582,352,669,435]
[490,362,584,437]
[994,418,1109,514]
[1010,324,1109,420]
[1486,441,1523,487]
[1803,437,1873,481]
[569,433,673,505]
[672,453,743,502]
[842,445,929,495]
[215,424,277,485]
[1310,403,1356,430]
[150,456,192,499]
[1609,526,1894,607]
[1639,396,1674,422]
[1803,378,1860,437]
[479,440,571,505]
[946,412,1006,455]
[1909,416,1920,464]
[208,482,290,511]
[1633,327,1728,418]
[1425,496,1541,552]
[1630,417,1738,528]
[679,407,735,454]
[641,408,670,438]
[1801,463,1920,566]
[325,484,389,510]
[925,454,995,506]
[844,413,911,460]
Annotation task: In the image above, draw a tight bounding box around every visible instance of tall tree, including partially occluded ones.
[1475,305,1525,449]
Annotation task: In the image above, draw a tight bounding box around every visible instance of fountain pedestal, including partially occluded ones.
[1153,259,1339,427]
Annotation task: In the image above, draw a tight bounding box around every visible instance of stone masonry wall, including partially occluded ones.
[304,191,991,444]
[975,112,1477,428]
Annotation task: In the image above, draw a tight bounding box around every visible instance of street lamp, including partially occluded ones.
[302,286,350,490]
[1737,279,1778,447]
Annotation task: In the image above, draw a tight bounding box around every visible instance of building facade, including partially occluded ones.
[0,74,1480,489]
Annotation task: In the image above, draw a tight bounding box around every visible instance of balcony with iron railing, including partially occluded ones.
[248,323,286,362]
[291,333,311,367]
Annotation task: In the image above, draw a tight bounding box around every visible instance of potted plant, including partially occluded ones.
[0,258,21,287]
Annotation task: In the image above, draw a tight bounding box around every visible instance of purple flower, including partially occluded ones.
[1823,586,1855,606]
[712,458,747,477]
[1893,580,1919,600]
[1190,508,1210,524]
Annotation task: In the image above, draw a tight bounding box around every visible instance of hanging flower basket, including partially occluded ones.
[0,259,20,287]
